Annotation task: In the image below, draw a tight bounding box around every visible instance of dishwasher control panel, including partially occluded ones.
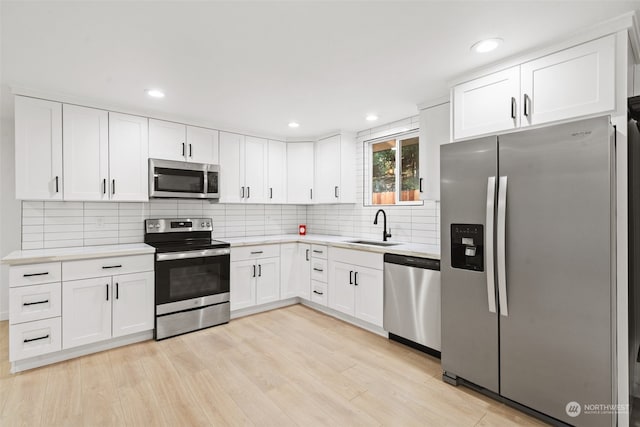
[451,224,484,271]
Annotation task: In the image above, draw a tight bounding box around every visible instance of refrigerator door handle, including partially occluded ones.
[486,176,497,314]
[497,175,509,316]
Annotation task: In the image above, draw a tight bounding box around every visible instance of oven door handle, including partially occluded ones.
[156,248,230,261]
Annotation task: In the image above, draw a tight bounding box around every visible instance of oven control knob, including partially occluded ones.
[154,224,160,229]
[201,222,205,227]
[206,222,211,227]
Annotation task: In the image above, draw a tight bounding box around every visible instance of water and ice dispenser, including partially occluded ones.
[450,224,484,271]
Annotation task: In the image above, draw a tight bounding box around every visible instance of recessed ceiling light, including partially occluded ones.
[146,89,165,98]
[471,38,503,53]
[366,114,378,122]
[288,122,299,128]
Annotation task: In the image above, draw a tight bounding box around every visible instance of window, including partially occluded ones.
[367,132,421,205]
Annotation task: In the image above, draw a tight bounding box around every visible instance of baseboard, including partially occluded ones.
[0,310,7,322]
[230,297,300,319]
[300,300,388,337]
[11,330,153,373]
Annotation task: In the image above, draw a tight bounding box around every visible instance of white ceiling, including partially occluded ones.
[2,1,640,139]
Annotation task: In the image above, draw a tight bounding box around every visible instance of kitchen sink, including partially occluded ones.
[347,240,400,247]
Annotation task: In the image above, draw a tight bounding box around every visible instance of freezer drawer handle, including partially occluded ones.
[24,334,49,343]
[23,300,49,306]
[486,176,497,314]
[497,176,509,316]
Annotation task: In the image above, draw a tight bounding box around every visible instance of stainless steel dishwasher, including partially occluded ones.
[383,253,441,356]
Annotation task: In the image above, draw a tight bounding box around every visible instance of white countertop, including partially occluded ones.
[2,243,156,265]
[221,234,440,260]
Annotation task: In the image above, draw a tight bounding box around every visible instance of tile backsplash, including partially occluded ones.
[21,200,307,250]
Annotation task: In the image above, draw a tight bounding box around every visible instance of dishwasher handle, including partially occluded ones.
[383,253,440,271]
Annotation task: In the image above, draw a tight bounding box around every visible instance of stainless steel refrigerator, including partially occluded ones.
[441,116,615,427]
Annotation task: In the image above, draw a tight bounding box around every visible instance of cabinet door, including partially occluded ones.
[452,66,519,140]
[63,105,109,201]
[338,133,356,203]
[149,119,186,161]
[299,244,311,299]
[244,136,267,203]
[256,257,280,305]
[109,113,149,201]
[419,102,450,201]
[112,271,154,338]
[328,261,355,316]
[267,140,287,203]
[230,259,255,310]
[187,126,219,164]
[15,96,63,200]
[354,266,383,327]
[219,132,245,203]
[280,243,299,299]
[520,35,615,127]
[286,142,314,203]
[62,277,112,349]
[314,135,341,203]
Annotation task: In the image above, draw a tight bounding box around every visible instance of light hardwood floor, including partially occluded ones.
[0,305,546,426]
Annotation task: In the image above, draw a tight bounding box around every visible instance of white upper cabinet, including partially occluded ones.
[418,102,450,201]
[63,105,109,201]
[267,140,287,203]
[149,119,186,162]
[452,34,616,140]
[186,126,219,164]
[244,136,268,203]
[15,96,63,200]
[520,35,615,127]
[219,131,244,203]
[314,134,355,204]
[109,112,149,201]
[149,119,219,164]
[452,66,520,140]
[219,132,267,203]
[286,142,315,204]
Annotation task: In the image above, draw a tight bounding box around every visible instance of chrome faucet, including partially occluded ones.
[373,209,392,242]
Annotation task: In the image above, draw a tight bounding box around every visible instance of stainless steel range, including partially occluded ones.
[144,218,230,340]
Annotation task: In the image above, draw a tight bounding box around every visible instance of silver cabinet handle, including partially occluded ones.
[486,176,497,314]
[497,176,508,316]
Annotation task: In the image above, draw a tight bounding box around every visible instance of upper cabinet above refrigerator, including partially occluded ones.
[452,34,615,141]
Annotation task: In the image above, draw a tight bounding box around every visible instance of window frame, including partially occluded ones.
[364,130,423,207]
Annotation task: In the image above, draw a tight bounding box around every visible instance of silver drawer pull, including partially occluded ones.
[24,334,49,343]
[23,300,49,306]
[250,251,263,255]
[313,268,324,272]
[102,265,122,269]
[23,272,49,277]
[313,290,324,296]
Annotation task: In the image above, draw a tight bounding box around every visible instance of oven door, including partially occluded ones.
[155,249,230,310]
[150,158,219,199]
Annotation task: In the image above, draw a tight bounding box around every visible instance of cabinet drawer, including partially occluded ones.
[329,247,383,270]
[10,317,62,362]
[311,245,327,259]
[231,245,280,262]
[311,281,327,306]
[10,262,62,287]
[62,254,153,281]
[10,282,61,325]
[311,259,328,283]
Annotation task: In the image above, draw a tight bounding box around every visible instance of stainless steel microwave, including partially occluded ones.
[149,158,219,199]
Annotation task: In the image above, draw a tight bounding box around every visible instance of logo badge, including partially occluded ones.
[566,401,581,417]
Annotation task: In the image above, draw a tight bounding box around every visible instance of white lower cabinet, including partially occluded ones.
[62,277,112,349]
[230,246,280,311]
[10,317,62,362]
[63,271,154,349]
[328,248,384,328]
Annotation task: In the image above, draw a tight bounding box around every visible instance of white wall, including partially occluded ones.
[306,115,441,253]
